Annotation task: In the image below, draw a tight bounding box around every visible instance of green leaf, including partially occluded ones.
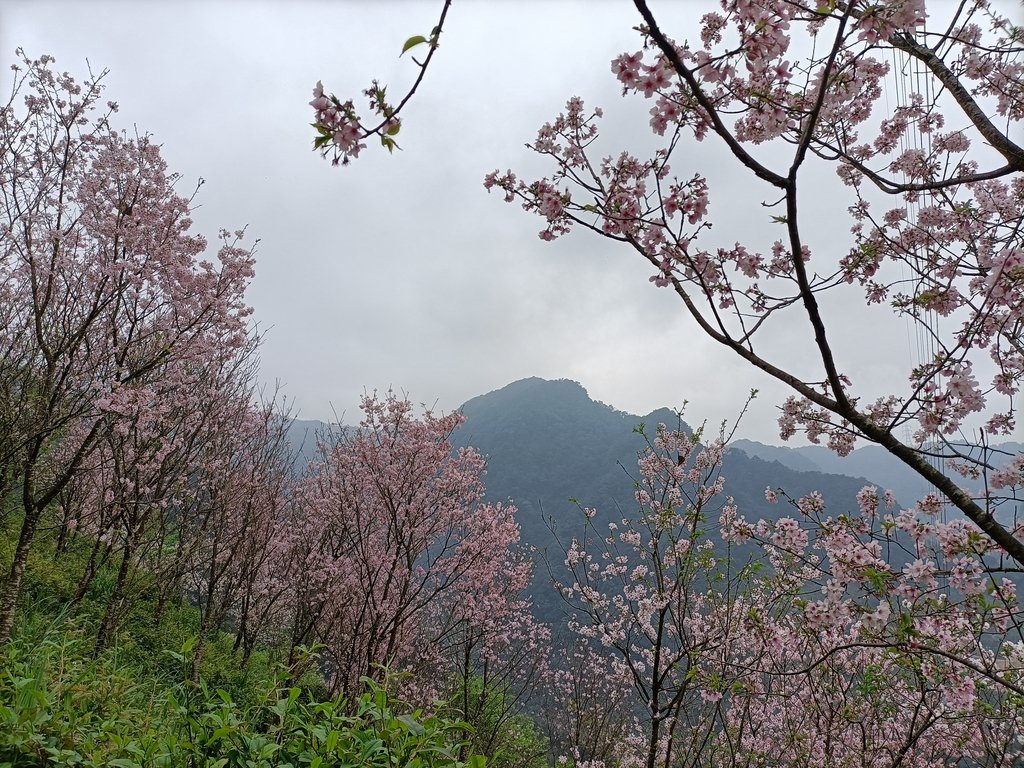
[397,713,426,735]
[401,35,428,56]
[260,742,281,760]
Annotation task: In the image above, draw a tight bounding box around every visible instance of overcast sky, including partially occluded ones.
[2,1,1009,444]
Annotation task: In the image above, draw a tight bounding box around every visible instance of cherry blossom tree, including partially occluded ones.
[540,641,636,767]
[184,382,296,678]
[313,1,1023,565]
[0,51,255,642]
[557,414,1022,767]
[485,0,1023,562]
[554,418,753,768]
[442,600,549,766]
[52,339,265,653]
[712,480,1024,766]
[280,393,542,717]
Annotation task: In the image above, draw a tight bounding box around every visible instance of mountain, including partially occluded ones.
[285,418,327,467]
[452,378,882,623]
[455,377,882,527]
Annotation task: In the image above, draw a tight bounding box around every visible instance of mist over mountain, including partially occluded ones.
[731,439,1023,507]
[285,419,327,468]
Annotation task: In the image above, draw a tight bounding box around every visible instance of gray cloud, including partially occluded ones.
[2,0,983,443]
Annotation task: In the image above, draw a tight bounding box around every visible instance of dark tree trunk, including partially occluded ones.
[94,538,135,655]
[0,503,41,643]
[69,534,105,610]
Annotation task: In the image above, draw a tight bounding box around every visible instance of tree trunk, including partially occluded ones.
[70,535,105,609]
[232,592,250,654]
[153,577,176,626]
[54,518,69,555]
[191,575,224,682]
[0,504,40,643]
[94,538,134,655]
[190,623,208,683]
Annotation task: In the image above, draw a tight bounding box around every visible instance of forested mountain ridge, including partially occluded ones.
[449,378,880,620]
[454,377,889,533]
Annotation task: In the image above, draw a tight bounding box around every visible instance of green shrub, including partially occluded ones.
[0,619,156,766]
[0,619,486,768]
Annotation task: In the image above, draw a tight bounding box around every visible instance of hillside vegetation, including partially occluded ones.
[0,511,496,768]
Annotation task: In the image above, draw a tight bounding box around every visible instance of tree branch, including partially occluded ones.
[631,0,788,189]
[888,30,1024,171]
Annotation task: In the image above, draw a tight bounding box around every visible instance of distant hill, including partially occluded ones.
[731,438,1022,507]
[285,419,325,467]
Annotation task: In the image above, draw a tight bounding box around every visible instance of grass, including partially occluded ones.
[0,508,485,767]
